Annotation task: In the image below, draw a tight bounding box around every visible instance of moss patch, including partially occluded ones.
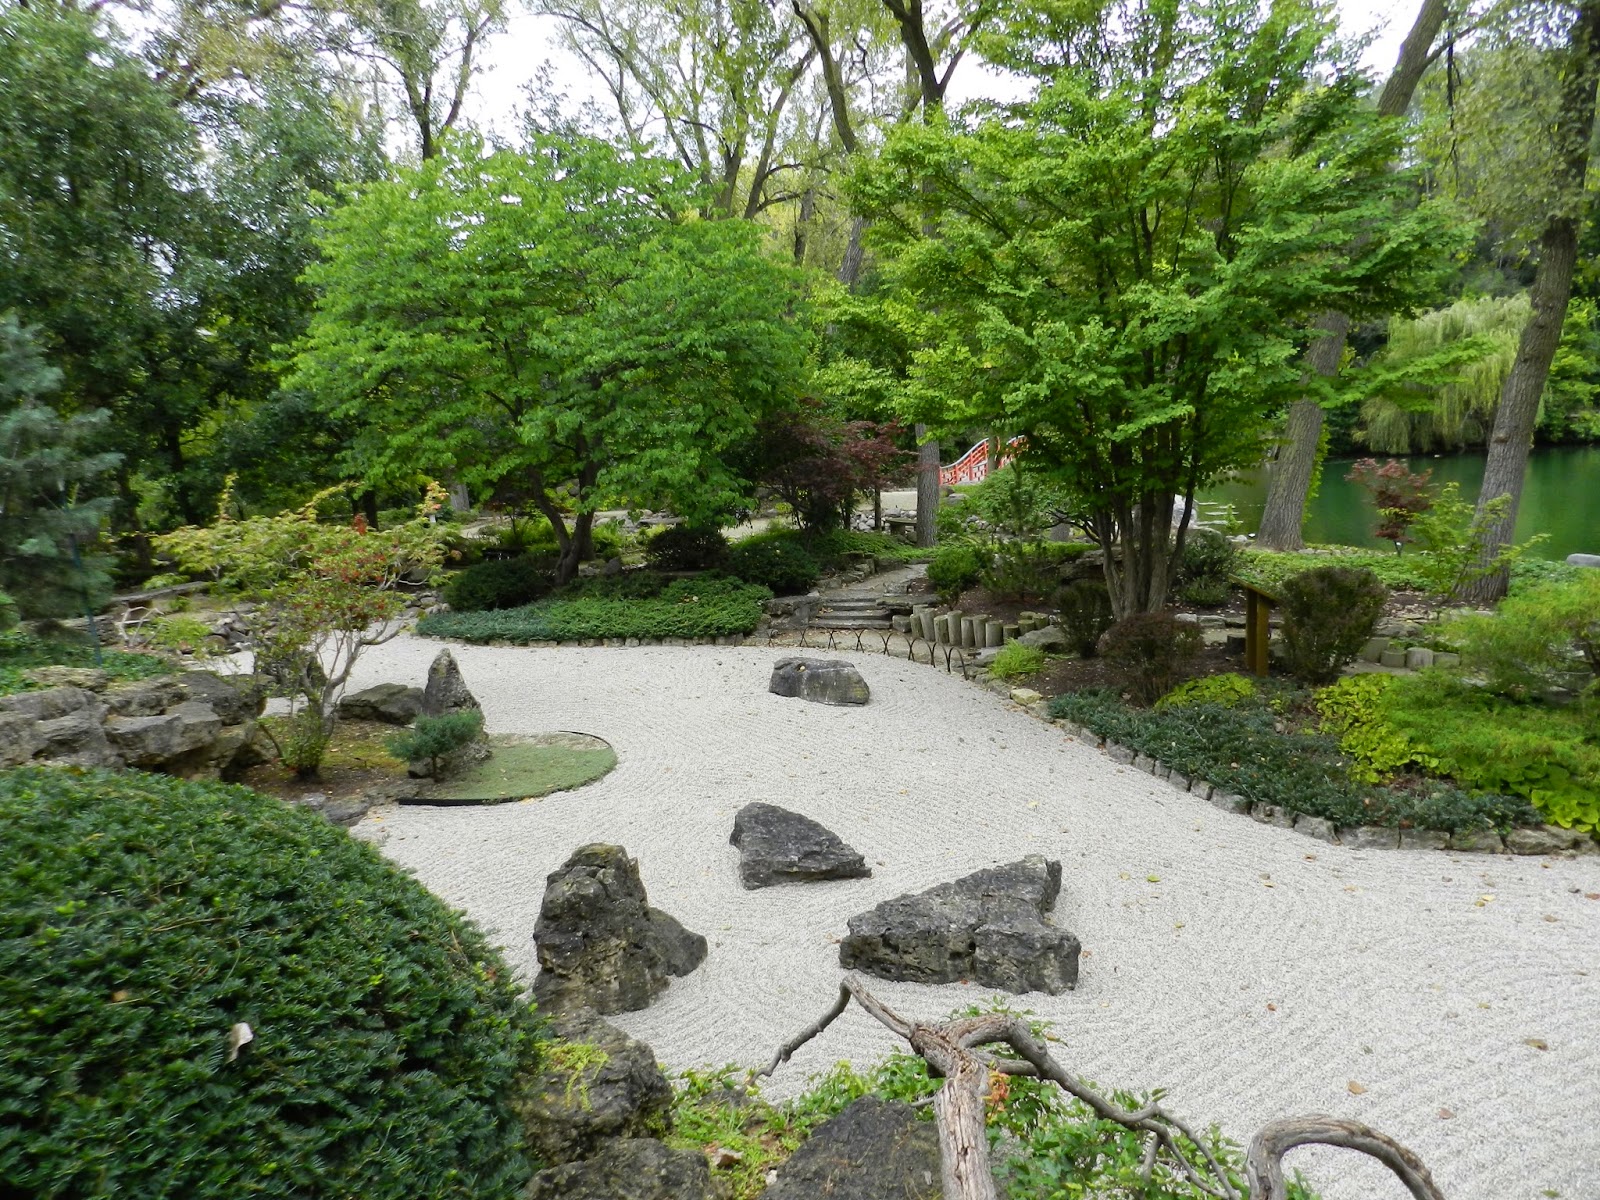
[417,732,617,804]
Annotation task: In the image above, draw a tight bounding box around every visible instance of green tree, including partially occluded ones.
[0,315,121,618]
[289,136,812,584]
[849,0,1462,616]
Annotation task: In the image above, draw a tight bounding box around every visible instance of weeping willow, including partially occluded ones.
[1359,294,1525,454]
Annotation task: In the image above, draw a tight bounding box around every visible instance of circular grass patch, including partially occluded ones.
[405,732,617,805]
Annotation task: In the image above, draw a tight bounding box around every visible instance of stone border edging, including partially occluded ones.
[976,675,1596,859]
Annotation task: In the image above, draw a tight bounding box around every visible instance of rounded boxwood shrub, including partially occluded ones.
[0,768,542,1200]
[444,554,554,612]
[726,534,820,594]
[1279,565,1388,684]
[644,524,729,571]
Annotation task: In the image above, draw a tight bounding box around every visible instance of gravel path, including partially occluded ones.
[351,638,1600,1200]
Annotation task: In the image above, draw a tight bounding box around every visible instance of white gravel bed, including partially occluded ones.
[349,637,1600,1200]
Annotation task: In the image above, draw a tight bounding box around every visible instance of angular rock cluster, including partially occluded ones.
[0,670,267,779]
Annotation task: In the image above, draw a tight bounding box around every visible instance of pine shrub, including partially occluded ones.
[443,555,554,612]
[1279,566,1388,684]
[0,768,542,1200]
[387,710,485,777]
[644,525,729,571]
[1100,612,1203,705]
[1056,579,1116,657]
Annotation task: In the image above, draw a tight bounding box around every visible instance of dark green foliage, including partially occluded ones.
[1100,612,1203,705]
[725,533,820,594]
[1176,530,1237,607]
[1056,579,1116,657]
[1049,690,1537,833]
[419,576,770,643]
[645,525,730,571]
[802,529,929,567]
[0,631,173,697]
[927,543,986,600]
[386,711,485,777]
[1178,578,1231,607]
[0,768,541,1200]
[0,316,121,618]
[981,541,1059,603]
[1279,566,1388,684]
[443,556,555,612]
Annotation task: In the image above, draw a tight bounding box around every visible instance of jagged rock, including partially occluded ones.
[421,649,481,717]
[35,708,120,768]
[0,686,97,722]
[167,722,258,781]
[523,1138,719,1200]
[519,1010,674,1165]
[768,657,869,706]
[0,712,43,767]
[21,666,108,691]
[104,677,187,718]
[167,701,222,754]
[338,682,423,726]
[729,802,870,889]
[533,844,707,1015]
[175,671,266,725]
[839,856,1080,995]
[763,1097,940,1200]
[1015,625,1068,652]
[104,713,185,766]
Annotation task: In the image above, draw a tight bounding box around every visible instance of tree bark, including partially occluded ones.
[1251,0,1447,548]
[915,423,939,547]
[1459,1,1600,603]
[1255,313,1350,550]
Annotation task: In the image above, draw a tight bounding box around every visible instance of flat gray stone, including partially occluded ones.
[1566,553,1600,568]
[1449,829,1505,854]
[338,682,424,726]
[1399,829,1450,851]
[1505,826,1578,856]
[1340,825,1400,851]
[35,707,118,767]
[104,713,183,766]
[1015,624,1067,652]
[175,671,266,725]
[0,686,97,722]
[764,1096,940,1200]
[1294,815,1338,843]
[1210,790,1252,815]
[1252,803,1297,829]
[840,856,1079,994]
[167,701,222,753]
[769,657,869,706]
[1107,744,1135,764]
[533,844,707,1015]
[729,802,870,889]
[103,677,186,717]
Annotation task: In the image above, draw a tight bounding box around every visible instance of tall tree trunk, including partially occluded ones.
[837,216,867,288]
[915,424,939,547]
[1459,0,1600,604]
[1255,313,1350,550]
[1251,0,1448,549]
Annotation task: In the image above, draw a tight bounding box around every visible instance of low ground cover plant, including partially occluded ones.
[1049,688,1537,833]
[1154,672,1256,711]
[0,768,543,1199]
[0,629,173,697]
[420,574,771,643]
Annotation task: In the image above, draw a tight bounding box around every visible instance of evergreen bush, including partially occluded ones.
[444,556,555,612]
[1056,579,1116,657]
[725,534,820,594]
[926,543,985,600]
[387,711,485,777]
[1279,566,1388,684]
[0,768,542,1200]
[644,525,729,571]
[1100,612,1202,705]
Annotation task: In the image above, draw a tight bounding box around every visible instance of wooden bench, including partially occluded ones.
[1240,580,1278,677]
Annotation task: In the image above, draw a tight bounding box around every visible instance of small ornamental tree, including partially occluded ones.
[1346,458,1435,544]
[742,396,908,532]
[155,482,450,773]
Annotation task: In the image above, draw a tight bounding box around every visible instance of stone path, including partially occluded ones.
[350,638,1600,1200]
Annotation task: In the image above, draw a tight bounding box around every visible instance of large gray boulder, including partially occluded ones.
[0,686,97,722]
[768,657,869,706]
[519,1010,674,1166]
[104,712,185,766]
[175,671,266,725]
[729,802,870,889]
[421,648,481,717]
[840,856,1080,994]
[0,712,43,767]
[763,1097,940,1200]
[523,1138,718,1200]
[104,677,187,718]
[338,682,423,726]
[35,707,120,768]
[533,845,708,1015]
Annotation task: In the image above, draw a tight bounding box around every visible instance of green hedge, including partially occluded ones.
[419,575,770,643]
[1047,689,1537,833]
[0,768,541,1200]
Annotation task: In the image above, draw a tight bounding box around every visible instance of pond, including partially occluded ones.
[1200,445,1600,561]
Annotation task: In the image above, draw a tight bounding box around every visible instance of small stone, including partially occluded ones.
[729,803,870,889]
[1107,743,1135,765]
[1016,625,1068,652]
[1340,825,1400,850]
[1449,829,1506,854]
[1505,826,1579,856]
[768,658,869,706]
[1294,815,1338,843]
[1404,647,1435,670]
[1189,781,1214,801]
[1168,772,1190,792]
[1359,637,1389,663]
[1009,687,1043,706]
[1252,802,1296,829]
[0,712,44,767]
[1210,791,1252,815]
[1379,649,1408,669]
[1399,829,1450,851]
[1131,753,1155,773]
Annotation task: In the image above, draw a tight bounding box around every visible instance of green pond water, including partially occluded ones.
[1200,446,1600,561]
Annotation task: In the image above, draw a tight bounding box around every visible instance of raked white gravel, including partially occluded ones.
[348,637,1600,1200]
